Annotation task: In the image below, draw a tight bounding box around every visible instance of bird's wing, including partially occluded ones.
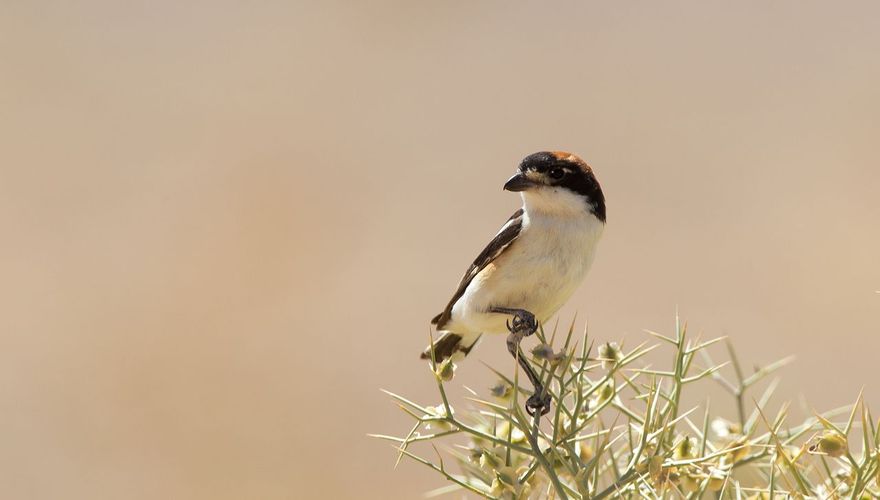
[432,208,524,329]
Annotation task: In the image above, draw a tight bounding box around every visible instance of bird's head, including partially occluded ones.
[504,151,606,221]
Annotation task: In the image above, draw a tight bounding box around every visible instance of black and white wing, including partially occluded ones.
[431,208,524,329]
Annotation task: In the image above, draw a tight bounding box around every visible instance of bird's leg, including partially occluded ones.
[490,307,551,417]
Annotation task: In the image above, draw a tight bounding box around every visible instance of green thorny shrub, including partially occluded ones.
[373,316,880,499]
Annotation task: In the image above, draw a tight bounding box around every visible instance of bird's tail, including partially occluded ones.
[420,331,482,362]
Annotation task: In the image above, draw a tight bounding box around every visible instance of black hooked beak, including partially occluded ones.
[503,172,537,192]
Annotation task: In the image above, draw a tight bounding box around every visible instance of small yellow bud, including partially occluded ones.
[597,380,615,404]
[809,432,848,458]
[727,436,751,463]
[435,359,455,381]
[588,380,616,411]
[674,436,695,460]
[598,342,622,369]
[579,443,594,463]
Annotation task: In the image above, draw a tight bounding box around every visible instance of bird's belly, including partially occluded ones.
[491,250,589,319]
[450,218,601,334]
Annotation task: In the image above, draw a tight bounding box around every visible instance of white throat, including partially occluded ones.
[521,186,593,217]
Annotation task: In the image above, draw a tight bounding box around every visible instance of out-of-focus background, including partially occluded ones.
[1,1,878,498]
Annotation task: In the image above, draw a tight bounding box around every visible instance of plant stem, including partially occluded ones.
[592,468,638,500]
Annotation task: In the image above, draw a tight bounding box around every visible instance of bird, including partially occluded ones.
[422,151,606,416]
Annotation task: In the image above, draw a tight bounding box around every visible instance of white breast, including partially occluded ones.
[449,190,604,334]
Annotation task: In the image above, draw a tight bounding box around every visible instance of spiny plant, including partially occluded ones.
[372,316,880,499]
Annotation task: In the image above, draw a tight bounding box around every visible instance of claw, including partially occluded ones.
[526,392,552,417]
[507,311,537,337]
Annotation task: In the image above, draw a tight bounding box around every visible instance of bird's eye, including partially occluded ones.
[549,168,565,180]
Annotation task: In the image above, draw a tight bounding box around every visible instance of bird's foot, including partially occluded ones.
[505,310,538,337]
[526,391,552,417]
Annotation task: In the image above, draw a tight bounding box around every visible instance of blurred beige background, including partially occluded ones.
[1,1,879,498]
